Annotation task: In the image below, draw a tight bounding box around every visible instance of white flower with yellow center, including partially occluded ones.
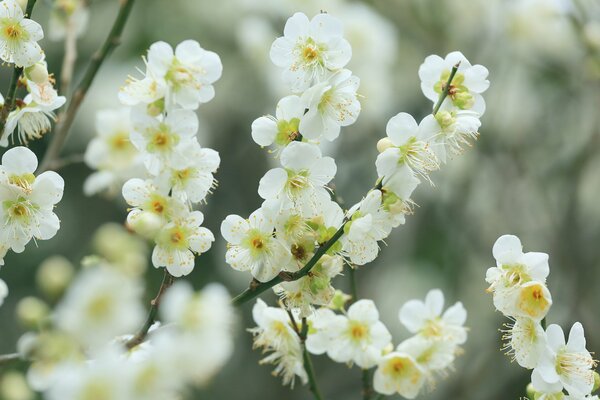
[84,108,143,196]
[323,299,391,368]
[130,108,199,175]
[146,40,222,109]
[151,210,214,277]
[342,190,393,265]
[270,12,352,93]
[373,351,426,398]
[399,288,467,345]
[487,234,552,320]
[0,0,44,67]
[250,299,307,387]
[0,93,66,146]
[502,316,547,369]
[375,112,438,181]
[418,51,490,115]
[53,267,145,349]
[0,146,63,254]
[251,95,304,151]
[258,142,336,214]
[155,142,220,205]
[534,323,596,397]
[221,208,291,282]
[299,69,361,141]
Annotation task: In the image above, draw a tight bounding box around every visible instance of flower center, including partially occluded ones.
[110,131,130,150]
[348,321,369,341]
[517,283,550,319]
[3,22,24,40]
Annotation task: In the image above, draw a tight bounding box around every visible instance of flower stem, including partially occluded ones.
[348,264,358,302]
[432,61,461,116]
[0,0,37,136]
[38,0,136,172]
[362,369,373,400]
[125,269,174,349]
[303,346,324,400]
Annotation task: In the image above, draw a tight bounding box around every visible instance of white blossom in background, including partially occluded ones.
[270,12,352,93]
[0,277,8,306]
[419,51,490,115]
[84,108,144,196]
[47,0,90,41]
[0,0,44,67]
[250,299,308,387]
[0,147,64,262]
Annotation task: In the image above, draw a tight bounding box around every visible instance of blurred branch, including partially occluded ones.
[125,269,174,350]
[38,0,136,173]
[59,14,79,96]
[0,0,37,135]
[0,353,20,366]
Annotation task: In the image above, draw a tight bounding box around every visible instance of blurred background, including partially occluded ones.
[1,0,600,399]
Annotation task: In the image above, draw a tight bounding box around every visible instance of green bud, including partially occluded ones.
[36,255,75,299]
[593,371,600,392]
[146,98,165,117]
[525,383,536,399]
[16,297,50,329]
[0,371,34,400]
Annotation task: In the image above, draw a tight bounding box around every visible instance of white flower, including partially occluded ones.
[84,108,143,196]
[487,234,552,320]
[0,0,44,67]
[380,164,420,227]
[342,190,393,265]
[250,299,307,387]
[418,51,490,115]
[533,323,596,397]
[221,208,291,282]
[373,351,426,398]
[375,112,438,181]
[155,142,220,204]
[251,95,304,150]
[0,277,7,306]
[0,94,66,146]
[320,299,391,368]
[396,335,458,375]
[151,210,214,277]
[270,12,352,93]
[502,317,547,369]
[146,40,222,109]
[130,108,199,175]
[399,288,468,345]
[53,267,145,349]
[299,69,361,141]
[48,0,89,41]
[258,142,336,213]
[0,147,63,253]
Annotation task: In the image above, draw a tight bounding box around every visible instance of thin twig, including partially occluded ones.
[0,353,20,366]
[0,0,37,135]
[38,0,136,173]
[432,61,461,116]
[362,368,373,400]
[303,347,324,400]
[125,269,174,349]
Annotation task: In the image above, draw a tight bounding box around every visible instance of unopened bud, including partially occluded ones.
[147,98,165,117]
[25,63,49,85]
[0,371,34,400]
[525,383,536,399]
[16,297,49,328]
[36,255,75,299]
[128,211,163,240]
[376,137,394,153]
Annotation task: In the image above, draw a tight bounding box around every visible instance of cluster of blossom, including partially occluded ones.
[251,289,467,398]
[0,147,64,267]
[0,0,66,146]
[486,235,599,399]
[221,12,489,314]
[84,39,224,277]
[13,258,235,399]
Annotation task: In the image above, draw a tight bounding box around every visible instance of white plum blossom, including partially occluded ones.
[250,299,307,387]
[373,351,426,398]
[487,234,552,321]
[305,307,345,355]
[47,0,89,41]
[151,210,214,277]
[258,142,336,213]
[251,95,304,150]
[0,147,63,255]
[221,208,291,282]
[299,69,361,141]
[399,288,468,345]
[502,316,547,369]
[316,299,392,368]
[0,0,44,67]
[130,108,199,175]
[375,112,438,181]
[419,51,490,115]
[270,12,352,93]
[53,267,145,349]
[84,108,143,196]
[533,323,596,397]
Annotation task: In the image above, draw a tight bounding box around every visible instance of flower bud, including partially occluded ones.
[36,255,75,299]
[525,383,536,399]
[0,371,34,400]
[376,137,394,153]
[24,63,49,85]
[16,297,49,328]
